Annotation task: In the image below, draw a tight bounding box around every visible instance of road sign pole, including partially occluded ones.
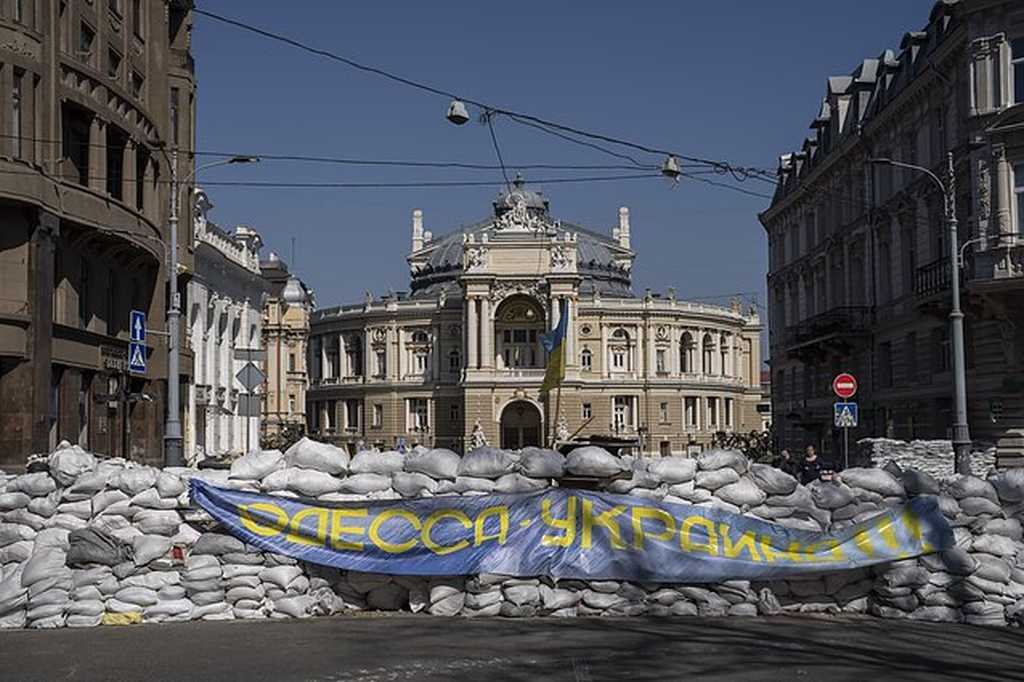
[844,425,849,471]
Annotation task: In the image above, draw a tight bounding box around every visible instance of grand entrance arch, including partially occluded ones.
[500,400,543,449]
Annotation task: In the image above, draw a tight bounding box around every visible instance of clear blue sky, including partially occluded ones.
[193,0,936,311]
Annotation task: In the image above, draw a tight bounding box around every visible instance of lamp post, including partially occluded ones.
[869,152,971,474]
[164,150,259,466]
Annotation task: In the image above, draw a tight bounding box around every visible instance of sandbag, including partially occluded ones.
[808,480,855,510]
[92,490,130,516]
[114,586,159,607]
[8,473,57,498]
[48,444,97,487]
[715,478,766,507]
[391,472,438,498]
[155,472,187,498]
[337,473,391,495]
[989,468,1024,504]
[518,448,565,479]
[133,535,173,566]
[260,565,304,590]
[34,528,70,551]
[494,473,547,494]
[229,450,285,481]
[565,447,624,477]
[262,468,344,497]
[112,467,160,496]
[192,533,246,556]
[134,509,181,536]
[749,463,797,495]
[0,492,31,512]
[285,438,350,475]
[21,548,67,587]
[695,468,739,491]
[0,523,36,547]
[839,468,904,497]
[697,449,749,474]
[66,527,132,567]
[458,447,518,479]
[945,476,998,504]
[647,457,697,485]
[404,449,460,480]
[62,471,109,501]
[349,450,405,475]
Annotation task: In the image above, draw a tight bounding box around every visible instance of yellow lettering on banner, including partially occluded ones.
[902,508,932,552]
[805,538,845,563]
[631,507,677,550]
[239,503,288,538]
[541,497,577,548]
[330,508,367,551]
[680,516,719,556]
[422,509,472,556]
[581,499,626,550]
[877,514,900,551]
[368,509,421,554]
[757,537,804,563]
[853,528,875,557]
[474,506,509,547]
[718,524,762,562]
[286,507,329,547]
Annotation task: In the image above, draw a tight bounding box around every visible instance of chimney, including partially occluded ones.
[412,209,424,252]
[618,207,630,249]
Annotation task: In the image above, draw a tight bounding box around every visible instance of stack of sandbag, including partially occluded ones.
[262,560,313,618]
[22,530,73,628]
[222,551,270,619]
[182,554,230,621]
[834,467,906,526]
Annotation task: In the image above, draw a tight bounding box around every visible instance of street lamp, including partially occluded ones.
[163,149,260,466]
[868,151,971,474]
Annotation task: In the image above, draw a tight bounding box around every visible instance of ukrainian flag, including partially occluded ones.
[540,300,568,394]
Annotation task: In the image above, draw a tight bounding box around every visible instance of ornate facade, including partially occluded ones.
[184,189,267,463]
[760,0,1024,466]
[308,179,762,455]
[0,1,195,468]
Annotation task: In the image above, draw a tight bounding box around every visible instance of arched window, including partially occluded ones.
[610,329,629,371]
[494,295,545,369]
[719,334,730,376]
[411,330,429,344]
[580,347,593,371]
[701,333,715,375]
[680,331,695,373]
[448,348,461,372]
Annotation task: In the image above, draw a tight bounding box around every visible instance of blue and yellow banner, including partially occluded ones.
[539,300,568,394]
[190,480,952,582]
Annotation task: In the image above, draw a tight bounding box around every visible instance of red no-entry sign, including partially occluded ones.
[833,373,858,399]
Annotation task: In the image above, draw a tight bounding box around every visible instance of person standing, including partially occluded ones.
[773,449,800,478]
[799,445,824,485]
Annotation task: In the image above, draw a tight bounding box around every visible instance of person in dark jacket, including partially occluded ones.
[799,445,824,485]
[773,449,800,479]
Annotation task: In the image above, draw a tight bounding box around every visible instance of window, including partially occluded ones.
[680,332,695,373]
[655,349,666,374]
[14,0,22,22]
[1013,38,1024,104]
[448,348,461,372]
[131,72,144,98]
[11,71,22,158]
[580,347,592,371]
[581,402,592,420]
[288,353,296,372]
[905,332,918,383]
[931,327,950,373]
[701,334,715,375]
[724,398,733,429]
[106,126,127,200]
[375,350,386,377]
[407,398,429,431]
[170,87,180,146]
[345,400,359,431]
[288,395,295,415]
[613,396,633,431]
[1015,164,1024,234]
[414,351,427,375]
[132,0,143,38]
[804,212,815,254]
[706,397,719,427]
[659,401,669,424]
[449,403,460,423]
[135,146,148,210]
[612,349,626,370]
[684,397,698,428]
[107,49,122,79]
[325,401,337,430]
[79,23,95,62]
[372,403,383,428]
[719,335,729,376]
[879,341,894,388]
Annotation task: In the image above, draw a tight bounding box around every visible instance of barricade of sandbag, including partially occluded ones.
[1,438,1022,629]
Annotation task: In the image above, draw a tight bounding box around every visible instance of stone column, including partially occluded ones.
[480,296,493,369]
[645,319,655,379]
[364,329,372,379]
[600,322,608,379]
[992,144,1013,237]
[432,324,442,379]
[338,333,346,378]
[466,297,478,370]
[123,139,137,205]
[88,116,105,192]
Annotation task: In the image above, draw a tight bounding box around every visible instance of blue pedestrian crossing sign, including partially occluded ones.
[834,401,858,428]
[128,342,147,374]
[130,310,146,342]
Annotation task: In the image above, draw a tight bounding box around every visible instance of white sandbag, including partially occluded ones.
[0,540,33,563]
[391,472,439,497]
[695,468,740,491]
[112,467,159,496]
[191,590,228,607]
[50,513,87,531]
[48,444,97,487]
[33,527,70,551]
[262,468,343,497]
[72,585,102,601]
[21,548,67,587]
[92,490,130,516]
[144,598,194,619]
[945,476,998,503]
[8,473,57,498]
[222,564,264,580]
[749,463,798,495]
[839,468,905,497]
[67,599,104,617]
[2,508,46,530]
[808,480,855,509]
[56,499,94,520]
[122,572,180,591]
[114,586,159,607]
[0,493,31,512]
[171,523,202,546]
[192,533,246,556]
[156,471,187,498]
[134,509,181,536]
[229,449,285,481]
[518,448,565,479]
[285,437,350,475]
[647,456,697,485]
[0,610,26,629]
[104,597,144,614]
[349,450,405,475]
[0,523,36,546]
[273,594,314,618]
[194,601,233,620]
[494,473,547,494]
[404,448,460,480]
[27,493,59,518]
[71,567,112,588]
[158,585,186,600]
[697,449,749,474]
[565,447,625,477]
[260,565,303,590]
[226,586,264,603]
[130,488,176,511]
[133,535,173,566]
[715,478,766,507]
[337,473,391,495]
[458,447,518,479]
[989,468,1024,504]
[62,471,109,502]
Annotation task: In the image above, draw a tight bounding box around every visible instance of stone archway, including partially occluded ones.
[499,400,543,449]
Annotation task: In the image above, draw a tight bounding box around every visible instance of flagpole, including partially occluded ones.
[551,381,562,449]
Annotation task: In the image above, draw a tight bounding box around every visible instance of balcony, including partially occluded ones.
[915,257,951,298]
[785,306,871,360]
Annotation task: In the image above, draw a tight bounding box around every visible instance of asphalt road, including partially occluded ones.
[1,614,1021,682]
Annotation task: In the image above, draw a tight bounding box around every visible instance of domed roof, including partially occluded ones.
[493,174,549,215]
[281,275,309,305]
